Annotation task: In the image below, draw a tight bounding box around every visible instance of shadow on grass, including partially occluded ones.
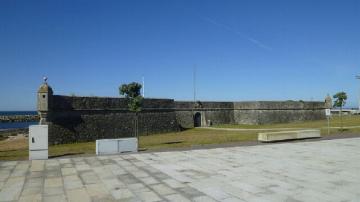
[163,141,184,145]
[50,152,84,158]
[260,137,322,143]
[0,149,27,152]
[338,128,349,132]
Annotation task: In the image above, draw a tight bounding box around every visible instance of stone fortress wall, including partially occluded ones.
[46,96,179,145]
[37,83,327,145]
[176,101,326,127]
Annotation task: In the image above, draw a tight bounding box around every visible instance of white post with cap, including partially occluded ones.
[29,77,51,160]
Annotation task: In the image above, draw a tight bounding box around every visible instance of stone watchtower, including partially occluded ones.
[325,94,332,109]
[37,77,53,124]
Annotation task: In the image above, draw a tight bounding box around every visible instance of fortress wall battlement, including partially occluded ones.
[38,90,326,144]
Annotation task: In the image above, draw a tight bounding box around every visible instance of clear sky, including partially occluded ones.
[0,0,359,110]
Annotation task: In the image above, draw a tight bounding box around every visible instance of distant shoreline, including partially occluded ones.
[0,111,38,130]
[0,111,37,116]
[0,115,39,123]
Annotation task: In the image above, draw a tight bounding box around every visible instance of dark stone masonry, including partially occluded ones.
[37,83,327,145]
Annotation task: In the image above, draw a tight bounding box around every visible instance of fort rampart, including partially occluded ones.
[37,83,326,145]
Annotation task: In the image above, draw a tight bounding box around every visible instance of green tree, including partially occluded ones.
[333,91,347,131]
[119,82,143,148]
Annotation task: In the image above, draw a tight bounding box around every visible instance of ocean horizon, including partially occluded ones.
[0,111,38,130]
[0,111,37,116]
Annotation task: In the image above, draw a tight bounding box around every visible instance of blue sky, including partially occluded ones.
[0,0,359,110]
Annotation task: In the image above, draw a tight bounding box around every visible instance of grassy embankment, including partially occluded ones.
[1,115,359,161]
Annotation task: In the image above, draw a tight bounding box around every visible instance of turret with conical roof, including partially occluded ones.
[325,94,332,109]
[37,77,53,124]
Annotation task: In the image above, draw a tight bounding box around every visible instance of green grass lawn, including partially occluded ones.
[139,128,258,150]
[0,129,258,161]
[1,115,359,161]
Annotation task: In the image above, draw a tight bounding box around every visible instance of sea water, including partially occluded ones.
[0,111,38,130]
[0,111,37,116]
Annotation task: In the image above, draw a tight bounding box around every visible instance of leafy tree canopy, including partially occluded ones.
[119,82,143,112]
[119,82,142,98]
[333,91,347,108]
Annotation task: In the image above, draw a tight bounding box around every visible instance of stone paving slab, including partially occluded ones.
[0,138,360,201]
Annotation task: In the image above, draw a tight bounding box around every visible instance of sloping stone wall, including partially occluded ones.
[47,96,179,144]
[44,95,326,145]
[233,101,325,124]
[175,101,325,128]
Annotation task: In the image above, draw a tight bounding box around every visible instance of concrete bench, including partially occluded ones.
[258,129,321,142]
[96,138,137,155]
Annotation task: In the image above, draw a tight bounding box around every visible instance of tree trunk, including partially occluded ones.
[340,106,343,132]
[135,112,139,150]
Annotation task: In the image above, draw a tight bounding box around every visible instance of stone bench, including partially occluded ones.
[258,129,321,142]
[96,138,137,155]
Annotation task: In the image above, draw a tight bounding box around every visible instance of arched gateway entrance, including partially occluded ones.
[194,112,201,127]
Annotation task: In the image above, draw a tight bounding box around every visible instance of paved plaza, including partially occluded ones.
[0,138,360,202]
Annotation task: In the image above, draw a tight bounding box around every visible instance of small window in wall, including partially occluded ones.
[42,95,46,98]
